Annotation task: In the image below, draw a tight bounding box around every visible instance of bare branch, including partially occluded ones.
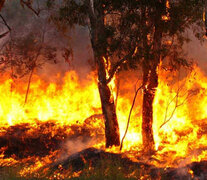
[20,0,40,16]
[0,31,9,39]
[159,80,196,129]
[0,14,11,31]
[106,57,126,84]
[160,90,179,129]
[120,82,143,150]
[0,14,11,39]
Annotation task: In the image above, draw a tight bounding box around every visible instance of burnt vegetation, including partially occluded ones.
[0,0,207,179]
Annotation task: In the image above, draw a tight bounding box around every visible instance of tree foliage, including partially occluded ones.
[0,31,57,78]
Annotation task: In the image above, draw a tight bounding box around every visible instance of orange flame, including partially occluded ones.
[1,64,207,176]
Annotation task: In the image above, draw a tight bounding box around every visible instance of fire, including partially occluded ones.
[188,169,194,178]
[162,0,170,21]
[1,64,207,177]
[0,71,101,127]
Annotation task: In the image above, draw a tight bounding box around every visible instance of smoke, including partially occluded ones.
[58,136,97,162]
[70,26,93,78]
[65,138,95,155]
[0,0,93,81]
[184,30,207,74]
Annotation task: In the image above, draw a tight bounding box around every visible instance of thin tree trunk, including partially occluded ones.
[115,76,120,107]
[24,67,34,105]
[205,0,207,35]
[120,83,143,150]
[24,28,45,105]
[10,59,14,93]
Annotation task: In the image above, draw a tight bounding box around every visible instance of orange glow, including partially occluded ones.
[203,9,205,22]
[0,71,101,127]
[162,0,170,21]
[166,0,170,9]
[162,15,170,21]
[0,64,207,176]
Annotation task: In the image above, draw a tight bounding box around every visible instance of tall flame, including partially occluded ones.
[1,64,207,172]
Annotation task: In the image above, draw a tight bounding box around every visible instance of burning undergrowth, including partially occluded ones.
[0,115,105,178]
[0,66,207,179]
[0,117,104,159]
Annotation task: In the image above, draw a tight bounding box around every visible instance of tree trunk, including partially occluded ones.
[24,67,34,105]
[141,1,164,153]
[115,76,120,107]
[97,56,120,147]
[88,0,120,147]
[205,0,207,35]
[98,79,120,147]
[142,67,158,153]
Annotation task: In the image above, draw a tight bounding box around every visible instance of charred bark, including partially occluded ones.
[24,67,34,105]
[95,57,120,148]
[142,67,158,153]
[87,0,120,147]
[141,1,164,153]
[95,51,120,148]
[98,80,120,147]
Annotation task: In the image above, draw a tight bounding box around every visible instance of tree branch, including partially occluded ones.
[0,31,9,39]
[20,0,40,16]
[159,80,195,129]
[120,82,143,150]
[106,48,136,84]
[0,14,11,31]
